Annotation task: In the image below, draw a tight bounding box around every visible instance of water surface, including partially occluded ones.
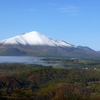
[0,56,44,64]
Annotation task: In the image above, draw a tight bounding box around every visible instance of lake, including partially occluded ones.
[0,56,44,64]
[0,56,59,66]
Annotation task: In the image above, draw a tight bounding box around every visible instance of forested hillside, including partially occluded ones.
[0,62,100,100]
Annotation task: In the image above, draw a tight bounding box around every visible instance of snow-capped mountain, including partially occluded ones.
[0,31,73,47]
[0,31,100,58]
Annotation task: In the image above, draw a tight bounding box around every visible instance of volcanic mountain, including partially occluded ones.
[0,31,99,58]
[0,31,73,47]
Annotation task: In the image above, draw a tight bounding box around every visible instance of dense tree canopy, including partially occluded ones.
[0,60,100,100]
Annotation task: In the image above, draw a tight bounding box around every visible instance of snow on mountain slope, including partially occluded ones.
[0,31,73,47]
[55,40,74,47]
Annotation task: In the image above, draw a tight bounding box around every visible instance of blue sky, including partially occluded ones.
[0,0,100,50]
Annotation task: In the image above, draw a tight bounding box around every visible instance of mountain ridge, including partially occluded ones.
[0,31,100,59]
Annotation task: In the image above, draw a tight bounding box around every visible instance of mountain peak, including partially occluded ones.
[0,31,73,47]
[21,31,42,38]
[22,31,40,35]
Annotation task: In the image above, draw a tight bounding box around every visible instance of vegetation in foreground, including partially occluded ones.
[0,59,100,100]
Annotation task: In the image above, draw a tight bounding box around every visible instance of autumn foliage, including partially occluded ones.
[0,63,99,100]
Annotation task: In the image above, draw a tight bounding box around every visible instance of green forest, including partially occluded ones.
[0,58,100,100]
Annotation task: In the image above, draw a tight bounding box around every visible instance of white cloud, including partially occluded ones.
[58,5,78,16]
